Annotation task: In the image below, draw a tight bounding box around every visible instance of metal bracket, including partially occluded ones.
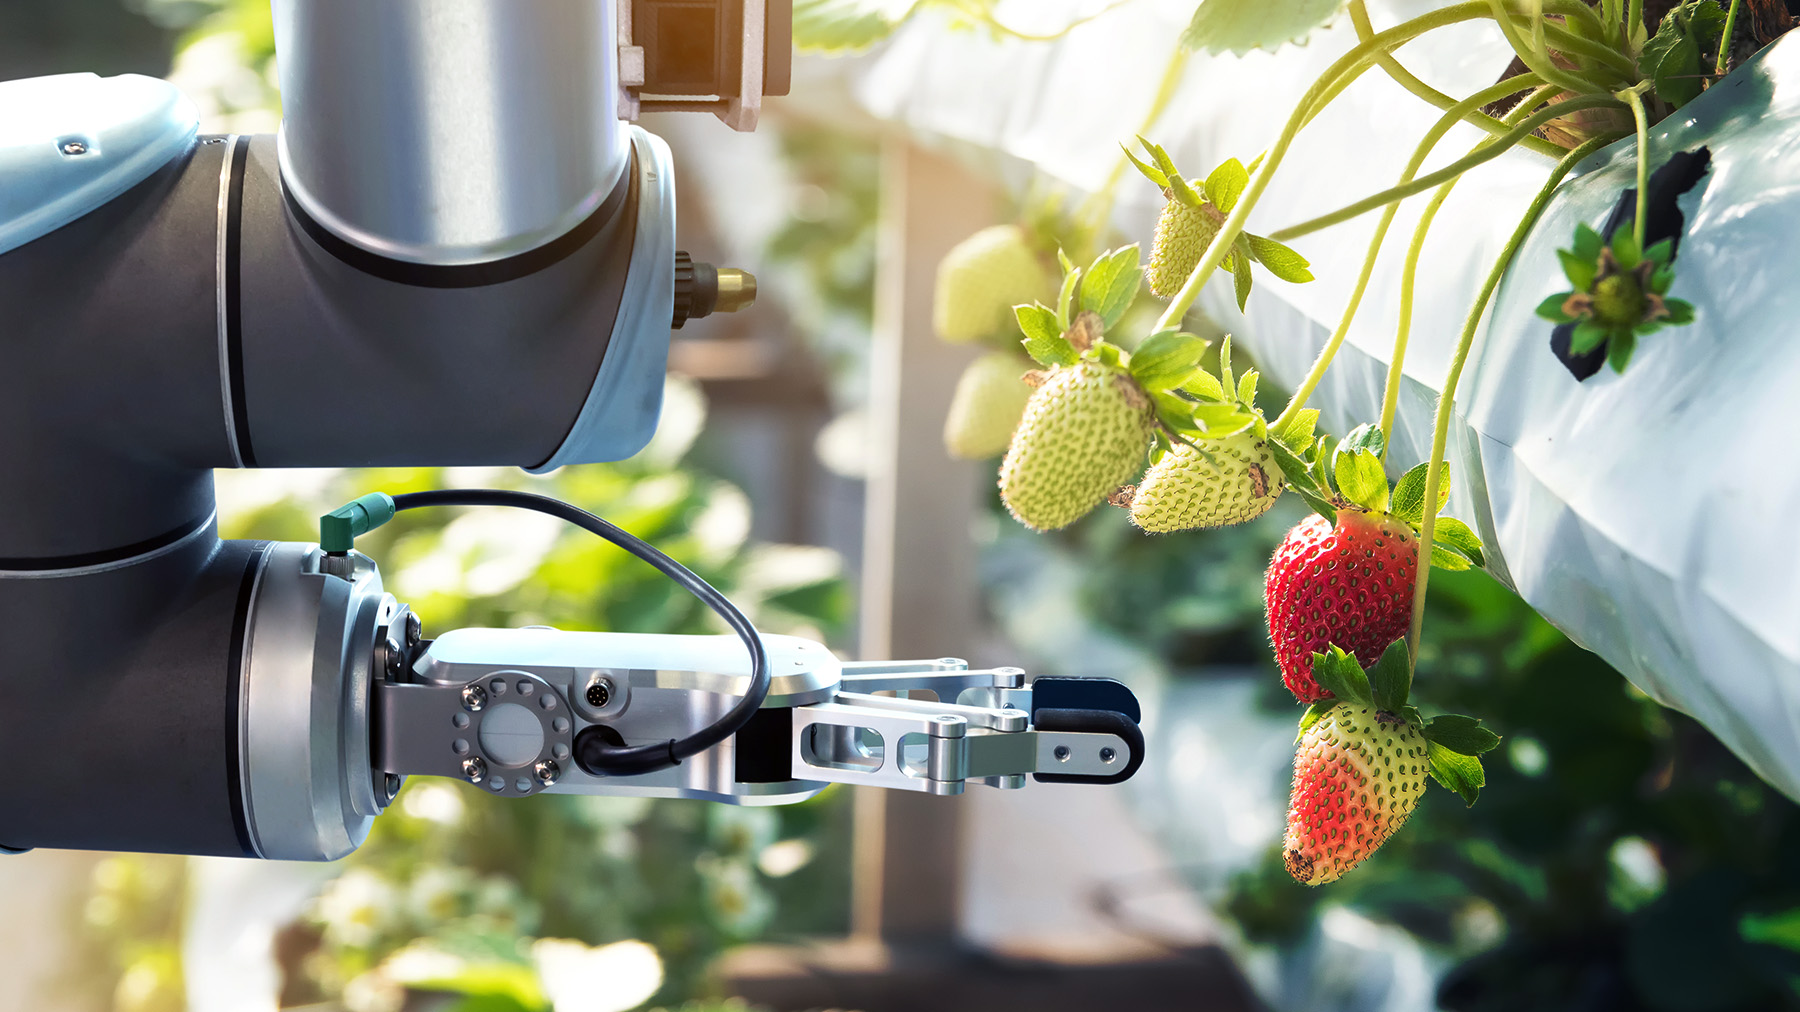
[371,629,1143,805]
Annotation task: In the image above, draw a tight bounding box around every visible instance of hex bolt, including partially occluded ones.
[462,757,487,783]
[585,679,611,709]
[1099,747,1117,764]
[384,773,402,799]
[59,139,88,155]
[404,611,423,648]
[461,684,487,712]
[384,636,404,677]
[534,759,560,786]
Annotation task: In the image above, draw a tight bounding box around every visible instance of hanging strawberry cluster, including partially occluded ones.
[913,0,1759,884]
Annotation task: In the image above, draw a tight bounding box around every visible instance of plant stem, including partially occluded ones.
[1150,1,1505,335]
[1379,177,1462,455]
[1488,0,1602,95]
[1536,22,1637,78]
[1621,86,1650,246]
[1348,0,1567,159]
[1405,134,1611,662]
[1270,73,1544,434]
[1378,82,1560,454]
[1075,45,1192,246]
[1268,93,1622,241]
[967,0,1139,42]
[1717,0,1743,75]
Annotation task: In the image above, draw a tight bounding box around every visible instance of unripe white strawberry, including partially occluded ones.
[1285,704,1428,885]
[944,352,1034,460]
[999,361,1155,531]
[933,225,1055,343]
[1148,198,1225,298]
[1128,429,1283,532]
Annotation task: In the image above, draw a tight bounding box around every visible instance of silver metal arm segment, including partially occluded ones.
[373,625,1144,806]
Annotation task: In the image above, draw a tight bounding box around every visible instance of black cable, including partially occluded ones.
[390,489,769,777]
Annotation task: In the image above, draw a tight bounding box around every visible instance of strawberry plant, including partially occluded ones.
[890,0,1791,883]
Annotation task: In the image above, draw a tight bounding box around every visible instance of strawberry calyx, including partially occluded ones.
[1535,221,1695,375]
[1124,136,1315,310]
[1267,423,1486,573]
[1302,641,1503,806]
[1014,243,1242,454]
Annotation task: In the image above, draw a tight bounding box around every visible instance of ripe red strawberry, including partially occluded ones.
[1285,703,1428,885]
[1264,425,1487,705]
[1266,509,1417,703]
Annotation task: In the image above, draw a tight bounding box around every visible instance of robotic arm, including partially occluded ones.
[0,0,1144,863]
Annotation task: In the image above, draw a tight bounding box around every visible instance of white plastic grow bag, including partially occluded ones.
[850,2,1800,798]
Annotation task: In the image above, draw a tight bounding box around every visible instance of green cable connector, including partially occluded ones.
[319,492,396,553]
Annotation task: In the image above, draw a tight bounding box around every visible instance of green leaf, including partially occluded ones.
[1236,369,1259,407]
[1181,0,1346,55]
[1664,298,1695,324]
[1123,142,1169,189]
[793,0,911,52]
[1612,229,1642,269]
[1217,334,1234,395]
[1232,243,1254,312]
[1295,485,1339,523]
[1190,401,1256,436]
[1432,516,1486,568]
[1572,223,1603,261]
[1015,303,1061,344]
[1180,369,1227,402]
[1608,329,1637,373]
[1207,158,1250,213]
[1643,238,1675,266]
[1390,463,1430,524]
[1334,450,1389,513]
[1427,740,1486,805]
[1367,638,1412,713]
[1270,408,1319,455]
[1310,646,1373,704]
[1557,249,1597,291]
[1422,714,1502,755]
[1340,423,1386,456]
[1536,292,1576,322]
[1296,700,1338,741]
[1017,305,1077,367]
[1311,433,1338,495]
[1245,234,1315,283]
[1430,543,1475,570]
[1151,391,1203,434]
[1055,265,1082,331]
[1082,245,1144,330]
[1144,139,1203,207]
[1643,0,1726,108]
[1570,319,1611,353]
[1129,329,1209,391]
[1267,439,1316,493]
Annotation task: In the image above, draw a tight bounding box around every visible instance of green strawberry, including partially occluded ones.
[1285,703,1428,885]
[1128,428,1283,532]
[1149,197,1226,299]
[933,225,1055,343]
[999,359,1155,531]
[1124,138,1313,309]
[944,351,1035,460]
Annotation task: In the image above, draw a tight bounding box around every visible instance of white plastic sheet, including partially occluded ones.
[849,3,1800,798]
